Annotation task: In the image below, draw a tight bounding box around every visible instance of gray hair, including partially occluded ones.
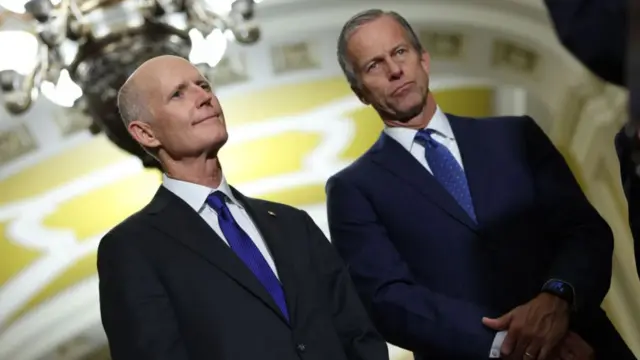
[337,9,424,89]
[117,78,144,128]
[117,77,159,158]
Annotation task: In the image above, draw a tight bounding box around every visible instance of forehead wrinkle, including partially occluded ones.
[133,56,210,105]
[353,21,411,64]
[167,70,210,98]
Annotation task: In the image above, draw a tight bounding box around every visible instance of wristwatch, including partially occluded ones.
[541,279,575,309]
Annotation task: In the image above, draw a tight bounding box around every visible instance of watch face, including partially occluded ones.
[544,280,574,305]
[548,280,567,293]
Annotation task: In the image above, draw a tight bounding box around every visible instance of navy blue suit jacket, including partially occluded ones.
[326,115,633,359]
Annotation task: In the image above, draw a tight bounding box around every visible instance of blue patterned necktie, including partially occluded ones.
[206,191,289,321]
[415,129,477,222]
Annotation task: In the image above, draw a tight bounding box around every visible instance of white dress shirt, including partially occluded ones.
[384,106,464,173]
[162,174,280,278]
[384,107,505,358]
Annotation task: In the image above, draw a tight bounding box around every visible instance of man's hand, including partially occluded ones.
[482,293,570,360]
[553,332,595,360]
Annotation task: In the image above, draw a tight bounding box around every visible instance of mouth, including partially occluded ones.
[193,114,221,125]
[391,82,415,96]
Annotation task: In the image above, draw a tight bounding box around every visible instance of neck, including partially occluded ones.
[162,155,224,189]
[384,92,437,129]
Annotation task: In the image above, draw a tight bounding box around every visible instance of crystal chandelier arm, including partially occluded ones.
[183,0,257,40]
[0,42,48,113]
[32,43,50,90]
[67,0,86,31]
[183,0,227,35]
[25,0,69,47]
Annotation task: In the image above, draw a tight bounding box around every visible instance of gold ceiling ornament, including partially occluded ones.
[0,0,262,169]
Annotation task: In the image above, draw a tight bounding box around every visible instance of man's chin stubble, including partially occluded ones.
[384,98,427,123]
[396,104,426,123]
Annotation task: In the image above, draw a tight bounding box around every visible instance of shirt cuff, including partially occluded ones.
[489,331,507,358]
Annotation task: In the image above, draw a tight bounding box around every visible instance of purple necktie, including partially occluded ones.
[206,191,289,321]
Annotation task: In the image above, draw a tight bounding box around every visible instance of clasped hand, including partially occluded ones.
[482,293,570,360]
[553,331,595,360]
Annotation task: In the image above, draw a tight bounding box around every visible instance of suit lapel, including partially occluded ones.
[145,186,290,326]
[447,114,494,226]
[370,132,477,230]
[231,188,299,325]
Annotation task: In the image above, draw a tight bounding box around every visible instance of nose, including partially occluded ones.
[387,59,403,80]
[195,86,213,108]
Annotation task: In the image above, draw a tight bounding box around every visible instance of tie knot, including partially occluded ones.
[206,191,227,213]
[415,129,439,148]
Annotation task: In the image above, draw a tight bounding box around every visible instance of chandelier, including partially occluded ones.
[0,0,261,168]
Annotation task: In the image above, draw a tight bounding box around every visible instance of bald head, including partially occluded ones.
[118,55,226,162]
[117,55,195,127]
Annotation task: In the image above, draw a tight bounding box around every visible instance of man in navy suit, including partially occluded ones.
[98,55,389,360]
[326,9,636,360]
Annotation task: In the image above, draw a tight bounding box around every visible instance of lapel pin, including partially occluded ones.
[268,211,276,217]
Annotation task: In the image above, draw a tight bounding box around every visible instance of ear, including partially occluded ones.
[128,120,161,149]
[351,85,370,105]
[420,50,431,73]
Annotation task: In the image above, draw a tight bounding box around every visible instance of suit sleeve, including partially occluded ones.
[544,0,627,86]
[97,229,190,360]
[302,210,390,360]
[325,176,498,359]
[523,116,614,310]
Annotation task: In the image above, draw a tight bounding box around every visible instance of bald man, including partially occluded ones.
[97,55,389,360]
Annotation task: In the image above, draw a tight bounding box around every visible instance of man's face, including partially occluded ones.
[129,56,228,159]
[347,15,431,122]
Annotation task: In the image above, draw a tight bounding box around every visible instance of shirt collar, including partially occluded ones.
[162,173,241,212]
[384,106,454,152]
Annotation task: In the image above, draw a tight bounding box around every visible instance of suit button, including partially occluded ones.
[296,343,306,352]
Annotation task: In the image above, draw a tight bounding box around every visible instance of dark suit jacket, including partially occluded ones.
[615,129,640,280]
[544,0,627,87]
[326,114,634,360]
[545,0,640,282]
[97,185,388,360]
